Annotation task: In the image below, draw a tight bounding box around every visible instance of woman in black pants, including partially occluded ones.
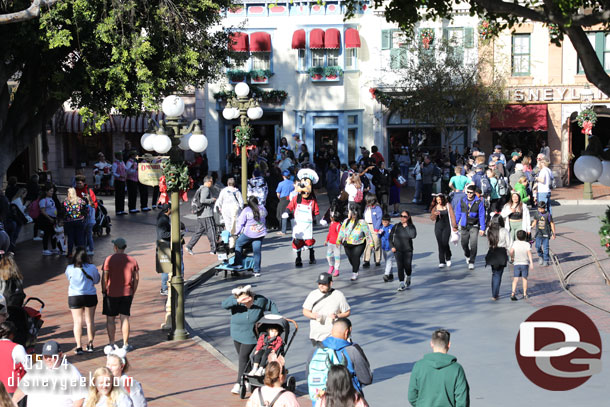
[430,193,457,269]
[390,210,417,291]
[221,285,279,395]
[336,203,374,281]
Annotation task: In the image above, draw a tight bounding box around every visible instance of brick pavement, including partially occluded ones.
[552,183,610,200]
[13,203,308,407]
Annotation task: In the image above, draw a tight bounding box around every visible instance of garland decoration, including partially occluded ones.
[599,206,610,254]
[420,28,434,49]
[214,86,288,104]
[577,108,597,135]
[234,124,253,147]
[160,159,192,201]
[478,19,500,41]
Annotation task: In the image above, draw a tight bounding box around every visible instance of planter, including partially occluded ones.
[229,76,246,84]
[250,76,269,84]
[311,74,323,81]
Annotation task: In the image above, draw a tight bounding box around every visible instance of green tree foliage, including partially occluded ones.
[0,0,233,177]
[599,206,610,254]
[371,40,506,143]
[345,0,610,97]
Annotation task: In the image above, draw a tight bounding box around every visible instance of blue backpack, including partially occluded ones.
[308,347,359,400]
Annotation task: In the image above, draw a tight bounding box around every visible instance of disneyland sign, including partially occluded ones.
[507,86,610,103]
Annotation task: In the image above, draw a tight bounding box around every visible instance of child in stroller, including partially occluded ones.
[248,324,284,377]
[92,199,111,237]
[240,314,298,399]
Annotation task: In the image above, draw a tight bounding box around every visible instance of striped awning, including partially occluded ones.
[121,112,165,133]
[63,111,117,133]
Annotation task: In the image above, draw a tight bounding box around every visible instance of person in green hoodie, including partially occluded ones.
[408,329,470,407]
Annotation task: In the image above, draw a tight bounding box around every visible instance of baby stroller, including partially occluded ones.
[7,297,45,354]
[93,199,111,237]
[240,314,298,399]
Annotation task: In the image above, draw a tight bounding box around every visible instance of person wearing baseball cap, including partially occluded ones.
[276,170,295,236]
[102,237,139,352]
[489,144,506,164]
[12,339,88,406]
[302,273,351,348]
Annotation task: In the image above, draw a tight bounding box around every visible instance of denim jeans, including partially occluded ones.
[64,220,85,255]
[414,180,423,202]
[536,235,550,262]
[234,234,264,274]
[85,224,94,252]
[491,267,504,298]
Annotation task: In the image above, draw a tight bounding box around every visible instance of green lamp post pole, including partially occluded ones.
[143,95,207,341]
[581,83,595,200]
[222,82,263,198]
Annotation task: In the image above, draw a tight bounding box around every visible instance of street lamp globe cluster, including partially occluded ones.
[141,94,208,155]
[222,82,264,197]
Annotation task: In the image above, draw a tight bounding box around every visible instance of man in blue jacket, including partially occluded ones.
[454,185,486,270]
[307,318,373,400]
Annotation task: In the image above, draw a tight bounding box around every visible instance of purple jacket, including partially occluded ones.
[236,206,267,238]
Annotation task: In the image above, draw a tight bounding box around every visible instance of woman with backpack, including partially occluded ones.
[344,174,364,205]
[65,247,100,354]
[234,196,267,277]
[336,204,374,281]
[314,364,368,407]
[245,360,300,407]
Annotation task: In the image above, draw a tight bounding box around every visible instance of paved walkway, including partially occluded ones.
[12,189,610,407]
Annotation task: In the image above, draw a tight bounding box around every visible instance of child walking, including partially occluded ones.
[248,326,283,376]
[509,230,534,300]
[530,201,555,266]
[379,214,395,282]
[325,214,342,277]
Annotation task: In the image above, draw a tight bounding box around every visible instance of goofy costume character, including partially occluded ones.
[283,169,325,267]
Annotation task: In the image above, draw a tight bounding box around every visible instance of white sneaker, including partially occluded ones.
[439,263,445,269]
[33,236,42,241]
[468,263,475,270]
[465,257,469,265]
[351,273,358,281]
[255,367,265,376]
[42,250,53,256]
[248,368,258,376]
[446,260,451,267]
[230,383,240,394]
[397,282,406,291]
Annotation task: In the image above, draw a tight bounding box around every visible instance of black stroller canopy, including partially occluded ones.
[255,314,290,340]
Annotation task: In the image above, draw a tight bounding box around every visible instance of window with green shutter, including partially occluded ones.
[390,48,408,69]
[444,27,465,64]
[464,27,474,48]
[512,33,530,76]
[382,30,392,50]
[577,31,610,74]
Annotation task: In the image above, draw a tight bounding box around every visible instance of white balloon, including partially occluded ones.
[162,95,185,117]
[141,133,156,151]
[574,155,602,183]
[154,134,172,154]
[178,133,191,150]
[189,133,208,153]
[599,161,610,186]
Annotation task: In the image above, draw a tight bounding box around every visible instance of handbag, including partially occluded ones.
[397,175,407,185]
[448,205,460,245]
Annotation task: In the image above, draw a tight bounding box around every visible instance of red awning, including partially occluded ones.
[229,32,249,52]
[345,28,361,48]
[63,111,117,133]
[291,29,306,49]
[250,32,271,52]
[309,28,325,49]
[489,104,548,131]
[325,28,340,49]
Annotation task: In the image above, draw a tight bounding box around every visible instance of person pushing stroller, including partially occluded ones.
[248,325,284,377]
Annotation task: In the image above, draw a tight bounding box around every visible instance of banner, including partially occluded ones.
[138,163,163,186]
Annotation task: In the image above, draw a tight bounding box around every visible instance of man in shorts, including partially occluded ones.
[102,237,139,352]
[302,273,351,347]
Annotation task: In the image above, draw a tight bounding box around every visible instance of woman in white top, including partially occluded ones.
[344,174,363,204]
[500,191,531,246]
[105,346,147,407]
[10,188,33,224]
[246,361,299,407]
[84,367,133,407]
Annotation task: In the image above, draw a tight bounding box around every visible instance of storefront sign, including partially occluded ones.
[138,163,163,186]
[507,86,610,103]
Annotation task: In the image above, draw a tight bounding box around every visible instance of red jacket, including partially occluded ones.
[255,333,283,352]
[76,185,98,209]
[286,195,319,216]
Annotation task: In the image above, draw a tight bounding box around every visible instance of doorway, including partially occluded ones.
[314,129,338,151]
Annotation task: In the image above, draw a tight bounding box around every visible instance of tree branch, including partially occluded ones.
[570,10,610,26]
[472,0,548,22]
[0,0,61,25]
[565,26,610,96]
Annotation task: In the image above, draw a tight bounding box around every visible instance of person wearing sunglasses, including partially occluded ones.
[454,184,486,270]
[389,210,417,291]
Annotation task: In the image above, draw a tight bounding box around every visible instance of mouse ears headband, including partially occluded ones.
[104,344,127,365]
[232,285,252,296]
